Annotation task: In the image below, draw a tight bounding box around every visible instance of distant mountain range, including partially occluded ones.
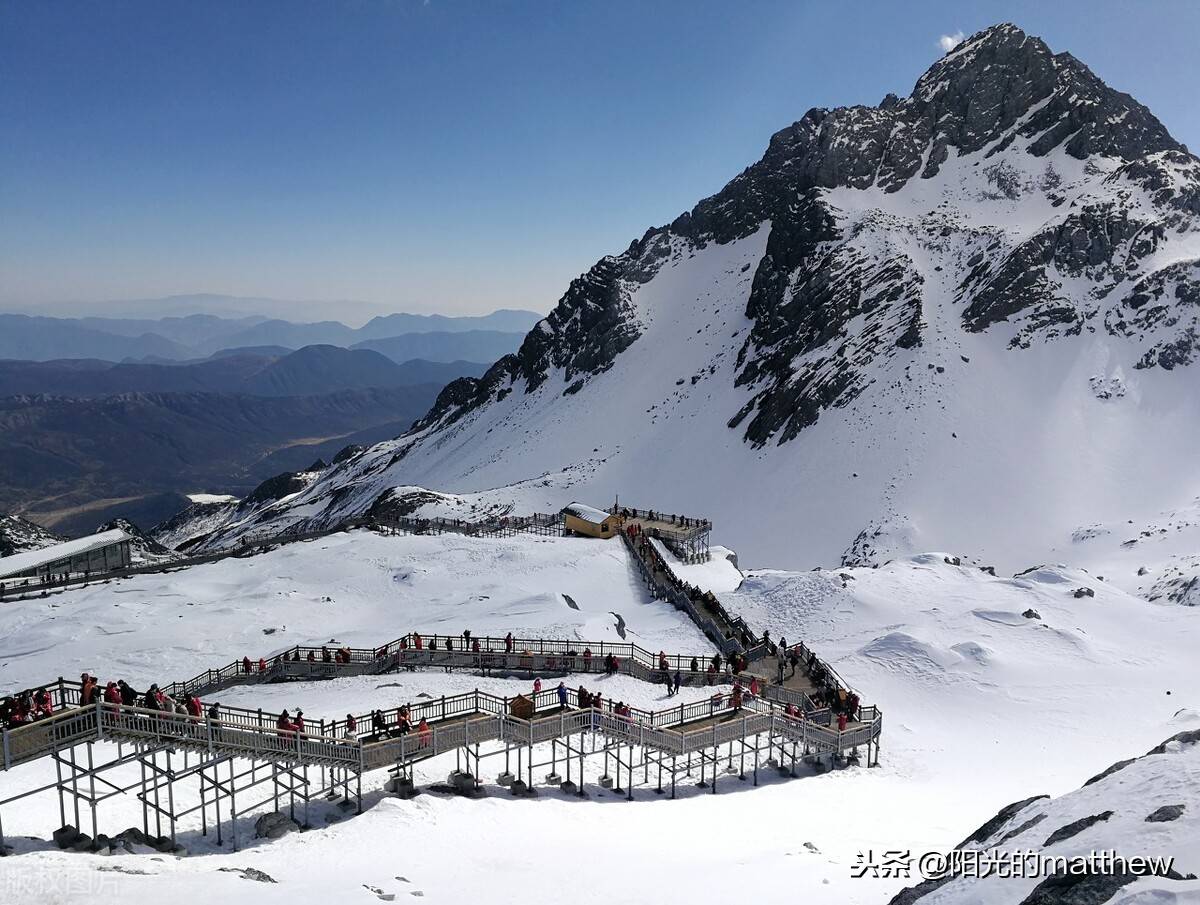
[0,346,489,398]
[0,308,540,363]
[10,293,541,327]
[0,304,529,534]
[0,385,445,534]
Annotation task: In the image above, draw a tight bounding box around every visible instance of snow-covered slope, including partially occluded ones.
[0,530,701,693]
[180,24,1200,576]
[888,731,1200,905]
[0,513,61,559]
[1,534,1196,904]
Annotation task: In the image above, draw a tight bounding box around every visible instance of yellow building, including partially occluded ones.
[562,502,622,539]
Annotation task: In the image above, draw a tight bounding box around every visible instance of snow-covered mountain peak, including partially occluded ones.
[181,24,1200,577]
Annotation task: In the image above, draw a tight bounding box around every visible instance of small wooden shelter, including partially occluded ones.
[561,503,622,539]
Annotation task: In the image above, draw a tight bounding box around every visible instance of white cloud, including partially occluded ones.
[938,30,965,53]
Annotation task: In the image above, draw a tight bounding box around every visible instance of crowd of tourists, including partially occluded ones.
[1,672,222,732]
[613,507,709,531]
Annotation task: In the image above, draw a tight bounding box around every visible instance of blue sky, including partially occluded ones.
[2,1,1197,320]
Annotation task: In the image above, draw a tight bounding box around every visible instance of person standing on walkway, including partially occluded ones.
[673,669,682,694]
[207,702,222,739]
[663,670,674,697]
[80,673,98,706]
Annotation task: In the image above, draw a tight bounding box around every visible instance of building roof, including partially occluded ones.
[0,528,131,578]
[562,503,614,525]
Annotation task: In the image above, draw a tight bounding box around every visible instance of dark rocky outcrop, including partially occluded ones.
[1017,867,1180,905]
[1042,810,1113,846]
[243,472,312,507]
[1145,804,1185,823]
[254,811,301,839]
[961,794,1049,846]
[331,444,364,465]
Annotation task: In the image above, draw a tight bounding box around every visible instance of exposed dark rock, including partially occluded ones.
[887,874,956,905]
[365,488,445,521]
[219,867,278,883]
[1084,756,1137,787]
[999,812,1047,843]
[1145,804,1185,823]
[332,444,365,465]
[1144,728,1200,754]
[1042,810,1113,846]
[1023,608,1042,620]
[960,795,1048,846]
[254,811,300,840]
[1018,863,1186,905]
[53,825,83,849]
[243,472,311,507]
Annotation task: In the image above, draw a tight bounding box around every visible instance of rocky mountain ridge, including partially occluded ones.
[173,24,1200,579]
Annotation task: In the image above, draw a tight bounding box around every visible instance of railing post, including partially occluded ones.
[95,699,104,739]
[2,727,9,771]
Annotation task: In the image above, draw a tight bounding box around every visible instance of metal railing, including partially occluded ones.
[3,676,882,776]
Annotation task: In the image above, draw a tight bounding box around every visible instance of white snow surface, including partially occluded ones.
[0,531,702,694]
[0,534,1197,904]
[185,494,238,505]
